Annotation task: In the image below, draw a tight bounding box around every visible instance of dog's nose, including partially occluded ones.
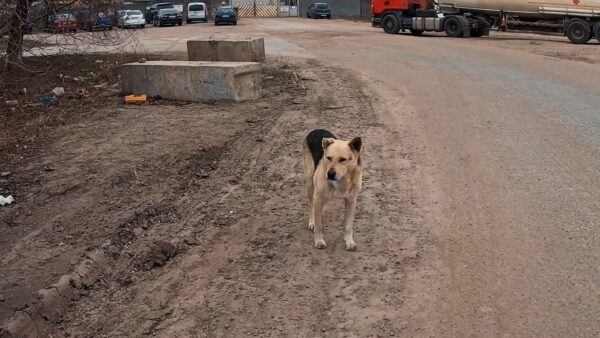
[327,170,336,180]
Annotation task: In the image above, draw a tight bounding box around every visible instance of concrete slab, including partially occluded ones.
[122,61,262,102]
[187,37,266,62]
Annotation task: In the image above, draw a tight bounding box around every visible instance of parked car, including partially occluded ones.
[145,2,174,23]
[153,8,182,27]
[45,13,78,33]
[76,11,113,31]
[118,10,145,28]
[214,6,237,26]
[307,3,331,19]
[186,2,207,23]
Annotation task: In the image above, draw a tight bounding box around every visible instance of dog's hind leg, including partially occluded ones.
[343,196,357,251]
[303,143,316,231]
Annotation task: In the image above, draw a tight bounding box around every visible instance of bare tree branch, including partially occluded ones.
[1,0,139,71]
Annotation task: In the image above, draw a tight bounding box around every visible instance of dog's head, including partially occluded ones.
[322,137,362,182]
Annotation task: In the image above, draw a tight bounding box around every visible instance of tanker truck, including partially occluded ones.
[372,0,600,44]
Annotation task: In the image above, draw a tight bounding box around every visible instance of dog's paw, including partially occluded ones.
[314,238,327,249]
[345,240,357,251]
[307,223,315,232]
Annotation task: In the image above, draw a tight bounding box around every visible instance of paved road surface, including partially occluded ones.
[244,18,600,337]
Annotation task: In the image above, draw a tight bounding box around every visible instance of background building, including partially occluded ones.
[299,0,371,18]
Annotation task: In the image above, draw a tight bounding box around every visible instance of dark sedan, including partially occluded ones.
[145,2,174,23]
[307,3,331,19]
[153,8,182,27]
[214,6,237,26]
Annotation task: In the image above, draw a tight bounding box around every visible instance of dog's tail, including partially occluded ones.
[304,129,336,169]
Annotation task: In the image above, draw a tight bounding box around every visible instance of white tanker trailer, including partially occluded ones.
[372,0,600,43]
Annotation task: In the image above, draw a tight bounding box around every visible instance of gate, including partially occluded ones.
[278,0,298,17]
[232,0,278,18]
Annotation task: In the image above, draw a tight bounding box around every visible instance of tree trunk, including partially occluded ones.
[3,0,29,70]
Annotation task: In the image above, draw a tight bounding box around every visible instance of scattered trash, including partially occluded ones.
[125,95,147,104]
[69,88,89,101]
[39,95,56,105]
[139,58,146,63]
[21,88,27,95]
[5,100,18,106]
[0,195,15,206]
[77,88,89,98]
[94,82,108,89]
[52,87,65,96]
[95,59,104,63]
[0,172,10,177]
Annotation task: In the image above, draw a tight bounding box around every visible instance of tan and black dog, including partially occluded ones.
[303,129,362,250]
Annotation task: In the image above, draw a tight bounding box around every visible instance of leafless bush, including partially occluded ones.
[1,0,140,72]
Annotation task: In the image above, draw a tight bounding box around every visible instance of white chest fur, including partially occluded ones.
[330,181,354,199]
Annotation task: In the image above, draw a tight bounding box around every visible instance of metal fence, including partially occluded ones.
[232,0,278,17]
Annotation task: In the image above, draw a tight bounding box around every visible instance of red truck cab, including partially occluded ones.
[372,0,433,27]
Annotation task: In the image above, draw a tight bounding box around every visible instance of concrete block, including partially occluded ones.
[121,61,262,102]
[187,37,265,62]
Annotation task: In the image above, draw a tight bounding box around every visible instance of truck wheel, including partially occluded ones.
[565,19,591,44]
[382,14,400,34]
[594,23,600,42]
[471,14,491,28]
[410,29,424,36]
[469,15,489,37]
[470,27,484,37]
[444,16,463,37]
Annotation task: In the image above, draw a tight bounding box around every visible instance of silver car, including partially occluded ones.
[118,10,145,28]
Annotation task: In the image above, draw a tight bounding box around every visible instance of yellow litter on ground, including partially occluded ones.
[124,95,147,104]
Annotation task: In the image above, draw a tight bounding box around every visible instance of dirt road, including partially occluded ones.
[272,19,600,337]
[2,18,599,337]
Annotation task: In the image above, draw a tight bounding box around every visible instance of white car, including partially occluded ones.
[118,10,145,28]
[186,2,207,23]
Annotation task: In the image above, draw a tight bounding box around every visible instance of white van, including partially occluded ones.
[186,2,207,23]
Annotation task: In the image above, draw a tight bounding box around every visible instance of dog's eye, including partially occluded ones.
[327,156,333,161]
[339,158,347,162]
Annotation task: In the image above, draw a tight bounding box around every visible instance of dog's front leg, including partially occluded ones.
[344,196,357,251]
[313,196,327,249]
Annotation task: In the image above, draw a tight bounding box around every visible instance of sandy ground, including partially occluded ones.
[2,18,600,337]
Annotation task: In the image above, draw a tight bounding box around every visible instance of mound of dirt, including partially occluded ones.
[138,241,179,270]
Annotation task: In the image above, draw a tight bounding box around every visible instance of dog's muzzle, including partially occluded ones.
[327,170,337,181]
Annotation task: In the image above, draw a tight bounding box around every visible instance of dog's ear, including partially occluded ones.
[349,137,362,152]
[322,138,335,150]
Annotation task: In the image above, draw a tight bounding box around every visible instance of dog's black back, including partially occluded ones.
[305,129,336,168]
